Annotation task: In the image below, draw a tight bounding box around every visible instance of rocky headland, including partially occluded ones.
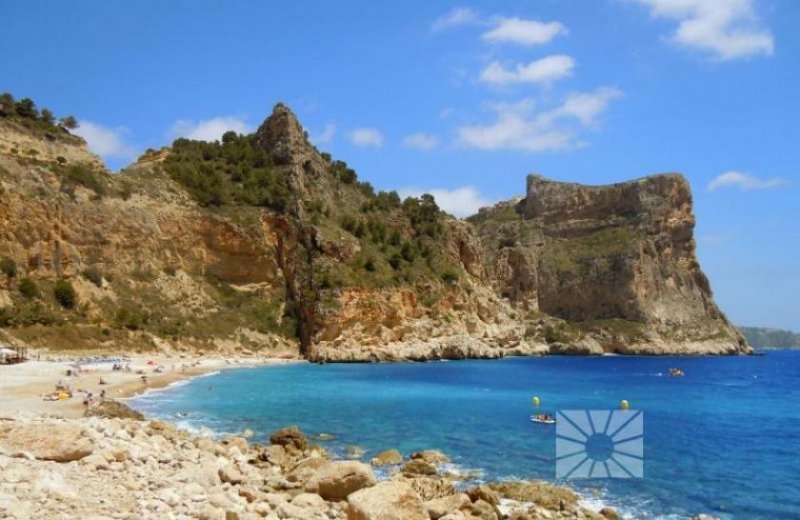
[0,94,749,359]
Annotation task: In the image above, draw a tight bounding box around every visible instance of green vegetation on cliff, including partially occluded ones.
[740,327,800,349]
[164,133,291,209]
[0,92,80,143]
[162,128,458,292]
[540,226,641,273]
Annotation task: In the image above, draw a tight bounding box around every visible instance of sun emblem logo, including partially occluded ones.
[555,410,644,478]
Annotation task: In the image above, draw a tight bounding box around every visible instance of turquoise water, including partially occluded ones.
[132,352,800,519]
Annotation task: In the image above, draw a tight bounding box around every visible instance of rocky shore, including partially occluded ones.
[0,409,622,520]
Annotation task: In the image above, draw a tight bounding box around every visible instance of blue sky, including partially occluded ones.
[2,0,798,330]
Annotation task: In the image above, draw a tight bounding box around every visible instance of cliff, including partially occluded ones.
[0,99,749,358]
[470,175,749,355]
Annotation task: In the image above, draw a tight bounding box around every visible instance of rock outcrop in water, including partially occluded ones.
[0,97,749,357]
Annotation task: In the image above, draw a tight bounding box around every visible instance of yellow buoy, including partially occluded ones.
[620,399,630,410]
[532,396,540,408]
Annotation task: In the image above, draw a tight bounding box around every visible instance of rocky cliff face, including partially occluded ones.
[470,175,749,355]
[0,103,749,357]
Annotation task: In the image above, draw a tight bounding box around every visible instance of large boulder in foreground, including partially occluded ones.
[347,480,428,520]
[305,461,377,501]
[0,421,94,462]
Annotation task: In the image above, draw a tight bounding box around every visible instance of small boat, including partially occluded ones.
[668,368,685,377]
[531,414,557,425]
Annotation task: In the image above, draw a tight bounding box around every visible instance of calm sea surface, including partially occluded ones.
[132,351,800,519]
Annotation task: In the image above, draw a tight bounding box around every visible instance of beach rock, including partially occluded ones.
[424,493,471,520]
[466,486,500,506]
[305,461,377,501]
[237,486,259,503]
[402,459,439,477]
[469,499,500,520]
[277,501,326,520]
[291,492,327,511]
[600,506,621,519]
[263,444,288,467]
[85,400,145,420]
[347,480,428,520]
[371,449,403,467]
[287,456,328,483]
[408,477,458,501]
[198,504,226,520]
[0,422,94,462]
[219,464,245,484]
[226,436,249,454]
[82,452,110,470]
[489,481,578,511]
[270,426,308,451]
[411,450,450,464]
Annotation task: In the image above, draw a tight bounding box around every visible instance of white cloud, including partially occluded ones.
[349,128,384,148]
[402,133,439,150]
[707,171,787,191]
[432,7,479,32]
[482,17,568,45]
[457,87,621,152]
[399,186,494,218]
[312,123,336,145]
[479,55,575,85]
[73,120,137,160]
[631,0,774,60]
[550,87,623,127]
[171,117,250,141]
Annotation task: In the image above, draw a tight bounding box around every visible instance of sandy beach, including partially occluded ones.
[0,354,301,420]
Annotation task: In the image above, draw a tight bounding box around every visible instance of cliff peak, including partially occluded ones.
[524,172,692,223]
[255,103,309,165]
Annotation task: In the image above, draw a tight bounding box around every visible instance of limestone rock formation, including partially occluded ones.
[470,175,749,355]
[0,98,749,358]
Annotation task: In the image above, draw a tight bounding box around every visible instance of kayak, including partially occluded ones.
[530,415,557,425]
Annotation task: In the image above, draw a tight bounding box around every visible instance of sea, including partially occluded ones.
[131,351,800,519]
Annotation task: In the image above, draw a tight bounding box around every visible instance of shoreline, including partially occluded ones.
[0,353,302,420]
[1,354,734,519]
[119,361,630,518]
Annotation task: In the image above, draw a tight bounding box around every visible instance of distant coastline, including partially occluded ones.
[739,326,800,350]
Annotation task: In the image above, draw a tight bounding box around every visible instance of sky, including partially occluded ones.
[1,0,798,331]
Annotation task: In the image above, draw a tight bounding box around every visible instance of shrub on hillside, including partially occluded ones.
[53,279,77,309]
[60,164,106,196]
[82,266,103,287]
[440,269,459,284]
[164,136,290,210]
[0,257,16,278]
[18,277,38,298]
